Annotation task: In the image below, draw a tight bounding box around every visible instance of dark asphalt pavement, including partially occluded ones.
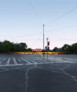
[0,54,77,92]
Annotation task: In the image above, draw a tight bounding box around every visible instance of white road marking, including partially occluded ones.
[21,58,31,64]
[0,63,23,67]
[0,55,77,67]
[0,58,3,64]
[25,58,38,64]
[6,58,10,65]
[18,59,22,62]
[46,57,73,63]
[0,58,2,60]
[2,58,6,61]
[0,58,6,64]
[25,57,54,64]
[61,58,72,63]
[13,58,17,65]
[25,62,53,65]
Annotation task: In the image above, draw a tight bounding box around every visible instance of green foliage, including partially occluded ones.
[70,43,77,54]
[52,47,59,52]
[19,42,27,51]
[52,43,77,54]
[26,48,32,52]
[0,40,28,53]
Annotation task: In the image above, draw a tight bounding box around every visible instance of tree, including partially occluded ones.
[52,47,59,52]
[60,44,70,52]
[19,42,27,51]
[71,43,77,54]
[0,40,28,53]
[26,48,32,52]
[2,40,14,52]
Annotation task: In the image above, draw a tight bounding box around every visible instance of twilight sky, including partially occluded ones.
[0,0,77,49]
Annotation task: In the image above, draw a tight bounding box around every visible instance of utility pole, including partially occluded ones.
[43,24,45,50]
[47,38,48,49]
[47,38,48,59]
[43,24,45,59]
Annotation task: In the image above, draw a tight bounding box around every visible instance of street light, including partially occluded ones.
[43,24,45,59]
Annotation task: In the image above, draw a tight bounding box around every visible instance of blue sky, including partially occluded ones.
[0,0,77,49]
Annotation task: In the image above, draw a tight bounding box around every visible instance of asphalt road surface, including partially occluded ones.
[0,54,77,92]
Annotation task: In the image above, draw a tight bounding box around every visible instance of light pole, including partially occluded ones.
[43,24,45,59]
[47,38,48,59]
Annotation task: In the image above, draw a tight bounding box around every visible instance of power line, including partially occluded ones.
[47,25,77,32]
[28,0,38,17]
[0,34,15,41]
[28,2,77,49]
[27,0,45,49]
[46,6,77,35]
[55,7,77,21]
[49,6,77,23]
[28,0,43,24]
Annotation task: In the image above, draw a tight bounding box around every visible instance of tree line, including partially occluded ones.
[0,40,77,54]
[0,40,32,53]
[52,43,77,54]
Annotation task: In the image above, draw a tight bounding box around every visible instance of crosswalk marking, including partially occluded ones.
[0,55,76,67]
[0,58,2,60]
[18,59,22,62]
[21,58,31,64]
[13,58,17,65]
[0,63,23,67]
[6,58,10,65]
[2,58,6,61]
[24,58,38,64]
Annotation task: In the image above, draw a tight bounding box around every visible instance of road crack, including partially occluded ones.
[60,64,77,82]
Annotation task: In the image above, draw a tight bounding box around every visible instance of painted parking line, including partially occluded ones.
[0,56,76,67]
[0,63,24,67]
[61,58,72,63]
[6,58,10,65]
[21,58,31,64]
[46,57,73,63]
[25,62,53,65]
[18,59,22,62]
[24,58,38,64]
[0,58,2,60]
[13,58,17,65]
[1,58,7,64]
[24,57,53,63]
[2,58,6,61]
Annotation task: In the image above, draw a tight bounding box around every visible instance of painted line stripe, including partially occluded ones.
[0,61,77,67]
[18,59,22,62]
[0,64,23,67]
[21,58,31,64]
[2,58,6,61]
[13,58,17,65]
[6,58,10,65]
[24,58,38,64]
[25,62,53,65]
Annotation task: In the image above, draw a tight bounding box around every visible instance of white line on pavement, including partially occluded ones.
[6,58,10,65]
[0,58,2,60]
[18,59,22,62]
[24,58,38,64]
[21,58,31,64]
[13,58,17,65]
[0,63,23,67]
[2,58,6,61]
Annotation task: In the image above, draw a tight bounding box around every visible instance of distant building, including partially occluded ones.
[32,49,42,52]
